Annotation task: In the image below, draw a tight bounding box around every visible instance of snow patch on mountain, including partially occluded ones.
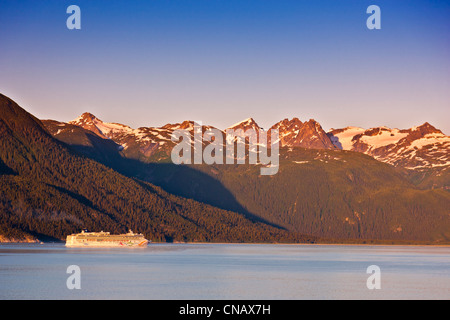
[407,133,450,150]
[360,129,408,149]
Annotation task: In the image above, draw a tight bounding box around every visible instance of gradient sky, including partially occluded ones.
[1,0,449,134]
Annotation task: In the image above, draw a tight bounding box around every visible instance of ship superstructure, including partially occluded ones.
[66,229,149,247]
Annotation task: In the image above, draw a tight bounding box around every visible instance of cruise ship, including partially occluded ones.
[65,229,149,247]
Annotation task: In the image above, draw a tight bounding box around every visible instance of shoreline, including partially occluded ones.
[2,241,449,247]
[176,242,450,247]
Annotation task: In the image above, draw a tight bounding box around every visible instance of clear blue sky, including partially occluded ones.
[1,0,449,133]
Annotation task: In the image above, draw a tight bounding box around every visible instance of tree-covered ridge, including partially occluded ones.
[133,148,449,243]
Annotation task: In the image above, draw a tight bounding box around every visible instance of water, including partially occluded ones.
[0,243,448,300]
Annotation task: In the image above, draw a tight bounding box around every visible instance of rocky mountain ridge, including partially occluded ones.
[49,112,450,174]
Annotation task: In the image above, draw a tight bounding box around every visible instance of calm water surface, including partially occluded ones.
[0,243,448,300]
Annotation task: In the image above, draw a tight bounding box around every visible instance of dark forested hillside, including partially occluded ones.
[0,94,315,243]
[133,149,450,242]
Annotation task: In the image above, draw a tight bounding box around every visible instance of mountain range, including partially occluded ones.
[47,111,449,187]
[1,93,449,243]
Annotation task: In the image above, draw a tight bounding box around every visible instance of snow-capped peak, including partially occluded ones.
[69,112,134,139]
[227,118,261,131]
